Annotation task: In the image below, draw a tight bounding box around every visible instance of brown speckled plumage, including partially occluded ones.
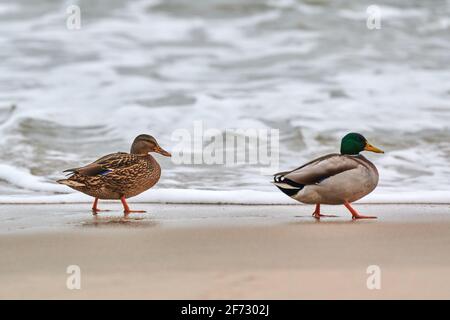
[63,153,161,199]
[57,134,171,214]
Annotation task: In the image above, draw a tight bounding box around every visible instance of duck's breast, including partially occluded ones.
[123,156,161,198]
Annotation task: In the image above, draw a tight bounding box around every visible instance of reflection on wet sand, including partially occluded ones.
[80,214,158,229]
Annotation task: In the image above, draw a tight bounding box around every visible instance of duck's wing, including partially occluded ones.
[63,152,140,176]
[274,154,359,186]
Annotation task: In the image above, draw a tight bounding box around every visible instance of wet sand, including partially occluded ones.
[0,203,450,299]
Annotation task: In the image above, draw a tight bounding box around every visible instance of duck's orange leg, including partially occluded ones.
[312,203,338,219]
[121,196,146,216]
[92,197,110,215]
[344,201,377,220]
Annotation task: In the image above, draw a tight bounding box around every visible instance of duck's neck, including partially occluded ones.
[133,152,154,160]
[342,152,361,157]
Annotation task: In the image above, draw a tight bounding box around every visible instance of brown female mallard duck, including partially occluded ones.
[273,133,384,220]
[57,134,171,216]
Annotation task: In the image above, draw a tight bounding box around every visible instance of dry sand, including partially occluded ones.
[0,203,450,299]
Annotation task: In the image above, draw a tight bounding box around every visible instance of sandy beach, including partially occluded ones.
[1,0,450,303]
[1,203,450,299]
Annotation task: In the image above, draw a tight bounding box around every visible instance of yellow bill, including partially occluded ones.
[364,142,384,153]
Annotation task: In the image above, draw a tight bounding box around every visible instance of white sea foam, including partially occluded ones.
[0,188,449,205]
[0,164,66,193]
[0,0,449,204]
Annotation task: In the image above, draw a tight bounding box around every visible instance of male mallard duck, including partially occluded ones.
[273,133,384,220]
[57,134,171,216]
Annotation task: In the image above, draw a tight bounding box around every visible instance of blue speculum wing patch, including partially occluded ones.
[99,169,113,176]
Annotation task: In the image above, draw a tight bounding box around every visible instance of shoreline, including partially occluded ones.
[0,203,449,234]
[0,188,449,205]
[1,204,450,299]
[1,201,450,205]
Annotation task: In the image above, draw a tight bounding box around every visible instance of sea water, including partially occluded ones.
[0,0,449,203]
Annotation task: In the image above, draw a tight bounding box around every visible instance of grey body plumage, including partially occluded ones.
[274,153,379,205]
[273,133,384,219]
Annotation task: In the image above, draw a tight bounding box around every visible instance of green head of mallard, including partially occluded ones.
[340,133,384,155]
[131,134,171,157]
